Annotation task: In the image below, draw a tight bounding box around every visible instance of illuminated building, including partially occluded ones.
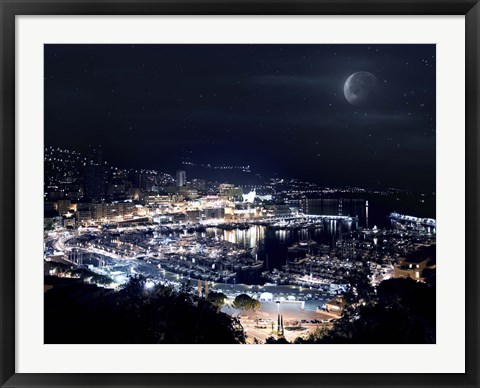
[394,245,436,282]
[62,216,76,228]
[242,190,256,203]
[176,170,186,187]
[186,210,201,222]
[179,187,199,199]
[243,191,272,203]
[202,207,225,220]
[142,193,172,206]
[190,178,206,191]
[218,183,243,199]
[55,199,71,215]
[90,201,135,220]
[225,203,259,220]
[264,204,292,217]
[76,209,92,223]
[128,188,141,201]
[394,257,432,281]
[259,292,273,302]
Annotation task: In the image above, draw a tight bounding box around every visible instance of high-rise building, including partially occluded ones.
[84,164,107,201]
[84,146,107,202]
[55,199,71,215]
[176,170,186,187]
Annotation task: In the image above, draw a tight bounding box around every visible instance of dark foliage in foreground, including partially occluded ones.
[265,336,289,344]
[321,278,435,344]
[232,293,261,310]
[45,275,245,344]
[276,278,435,344]
[206,291,228,308]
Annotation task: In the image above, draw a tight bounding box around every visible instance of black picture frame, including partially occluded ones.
[1,1,478,387]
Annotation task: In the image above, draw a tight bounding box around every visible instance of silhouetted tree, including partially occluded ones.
[265,336,290,344]
[44,275,245,344]
[232,294,260,310]
[303,278,435,344]
[344,265,374,304]
[207,291,228,308]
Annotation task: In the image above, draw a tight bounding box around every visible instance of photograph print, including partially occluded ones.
[44,44,436,344]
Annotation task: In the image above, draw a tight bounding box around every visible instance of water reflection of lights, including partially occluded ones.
[248,227,256,249]
[222,226,265,248]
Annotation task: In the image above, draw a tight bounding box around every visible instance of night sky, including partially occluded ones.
[45,44,436,191]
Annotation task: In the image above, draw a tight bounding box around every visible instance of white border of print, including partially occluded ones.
[16,15,464,374]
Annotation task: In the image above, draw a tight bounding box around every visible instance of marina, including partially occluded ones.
[46,204,436,311]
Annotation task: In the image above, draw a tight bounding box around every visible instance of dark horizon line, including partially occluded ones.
[44,144,436,194]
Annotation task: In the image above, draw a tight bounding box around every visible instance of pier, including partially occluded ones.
[389,212,436,228]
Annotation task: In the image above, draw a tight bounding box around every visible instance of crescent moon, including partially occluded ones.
[344,71,378,106]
